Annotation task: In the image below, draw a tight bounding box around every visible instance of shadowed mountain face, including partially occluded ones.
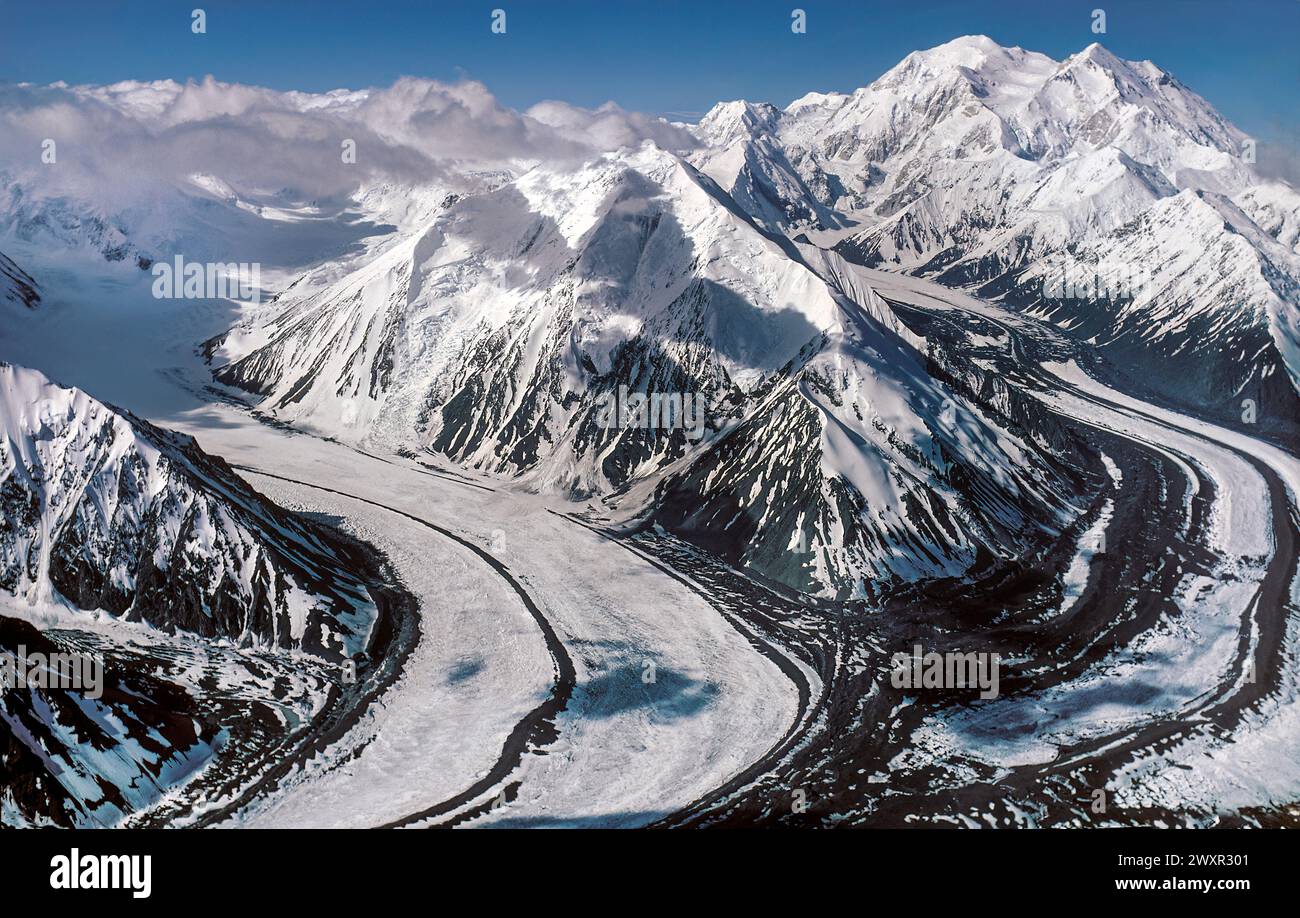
[0,363,378,659]
[0,251,39,309]
[0,363,411,827]
[0,614,219,827]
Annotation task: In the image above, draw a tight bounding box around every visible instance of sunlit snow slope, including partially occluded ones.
[208,145,1083,597]
[694,36,1300,425]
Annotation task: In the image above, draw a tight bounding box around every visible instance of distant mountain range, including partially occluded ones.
[3,37,1297,598]
[691,37,1300,427]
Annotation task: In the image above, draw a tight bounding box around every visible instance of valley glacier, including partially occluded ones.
[1,33,1297,829]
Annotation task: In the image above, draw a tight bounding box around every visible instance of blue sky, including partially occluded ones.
[2,0,1296,139]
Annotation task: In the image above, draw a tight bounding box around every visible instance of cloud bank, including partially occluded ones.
[0,75,699,207]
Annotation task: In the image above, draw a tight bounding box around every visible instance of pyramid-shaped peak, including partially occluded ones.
[1063,41,1144,77]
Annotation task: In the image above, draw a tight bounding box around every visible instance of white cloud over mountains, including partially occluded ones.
[0,75,699,206]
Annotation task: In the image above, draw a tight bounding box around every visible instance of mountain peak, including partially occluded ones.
[944,34,1005,50]
[785,89,849,113]
[696,99,781,145]
[876,35,1057,99]
[1069,41,1127,71]
[700,99,778,125]
[909,34,1014,69]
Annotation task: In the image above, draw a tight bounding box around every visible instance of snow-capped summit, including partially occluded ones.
[876,34,1055,95]
[690,97,843,233]
[695,100,782,147]
[686,36,1298,425]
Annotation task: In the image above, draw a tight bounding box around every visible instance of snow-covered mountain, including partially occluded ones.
[0,363,377,658]
[207,144,1083,597]
[0,75,698,284]
[1017,188,1300,416]
[13,37,1293,600]
[0,180,150,270]
[7,36,1300,833]
[692,36,1300,426]
[0,171,410,283]
[691,100,846,235]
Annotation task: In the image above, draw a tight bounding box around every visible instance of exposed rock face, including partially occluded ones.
[0,614,219,827]
[0,251,39,309]
[0,362,377,659]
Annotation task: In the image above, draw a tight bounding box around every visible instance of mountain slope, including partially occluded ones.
[693,36,1300,430]
[691,100,845,235]
[208,145,1085,597]
[0,251,39,309]
[0,362,377,658]
[0,613,221,827]
[1017,189,1300,408]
